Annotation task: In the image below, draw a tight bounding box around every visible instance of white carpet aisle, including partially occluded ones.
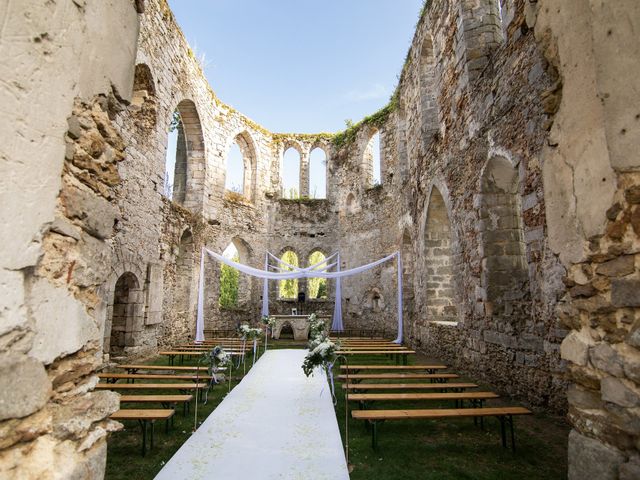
[155,349,350,480]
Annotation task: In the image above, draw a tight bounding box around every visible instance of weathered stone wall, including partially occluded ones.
[534,0,640,477]
[0,1,142,478]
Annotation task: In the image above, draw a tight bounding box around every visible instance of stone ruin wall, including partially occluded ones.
[0,1,143,478]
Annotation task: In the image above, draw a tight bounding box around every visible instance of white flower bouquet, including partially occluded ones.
[237,323,262,340]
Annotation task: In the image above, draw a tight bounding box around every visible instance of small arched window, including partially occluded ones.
[282,148,301,199]
[307,251,328,299]
[278,250,299,299]
[364,131,381,187]
[225,142,245,194]
[309,148,327,199]
[219,243,240,308]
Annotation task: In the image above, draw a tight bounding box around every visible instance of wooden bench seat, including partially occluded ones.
[119,394,193,416]
[159,350,246,365]
[335,350,415,365]
[348,391,499,409]
[338,373,459,383]
[342,382,478,392]
[352,406,532,450]
[116,364,209,374]
[340,365,447,374]
[98,373,213,383]
[110,409,175,455]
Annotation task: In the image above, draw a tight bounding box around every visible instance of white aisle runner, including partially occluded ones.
[155,349,350,480]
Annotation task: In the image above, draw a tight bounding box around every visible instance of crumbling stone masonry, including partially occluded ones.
[0,0,639,478]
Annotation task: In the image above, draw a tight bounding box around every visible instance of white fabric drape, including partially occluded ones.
[196,248,403,342]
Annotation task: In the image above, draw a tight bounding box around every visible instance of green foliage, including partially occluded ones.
[307,251,328,299]
[219,254,239,308]
[278,250,298,299]
[332,93,399,149]
[168,109,182,133]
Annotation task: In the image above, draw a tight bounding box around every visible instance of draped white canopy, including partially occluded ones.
[196,248,404,343]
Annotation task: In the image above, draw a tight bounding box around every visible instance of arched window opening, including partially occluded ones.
[109,272,141,356]
[282,148,301,199]
[219,242,240,308]
[308,251,328,299]
[364,131,382,187]
[425,187,457,323]
[309,148,327,199]
[278,250,299,299]
[164,109,185,201]
[479,157,528,319]
[163,100,205,209]
[225,142,245,194]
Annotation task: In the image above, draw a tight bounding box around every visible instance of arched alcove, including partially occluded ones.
[424,187,457,322]
[219,237,252,308]
[175,230,194,314]
[479,156,528,319]
[419,35,439,140]
[345,193,357,215]
[108,272,141,356]
[401,229,415,337]
[131,63,157,132]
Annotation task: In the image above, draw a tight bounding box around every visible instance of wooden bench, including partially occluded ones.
[352,406,532,450]
[340,365,447,374]
[159,350,246,365]
[110,409,175,456]
[96,382,208,401]
[342,382,478,392]
[98,373,213,384]
[338,373,459,383]
[117,364,209,374]
[119,394,193,416]
[347,391,499,409]
[335,350,416,365]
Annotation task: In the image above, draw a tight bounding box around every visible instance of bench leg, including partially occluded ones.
[137,420,147,457]
[150,420,155,450]
[370,420,384,451]
[499,416,507,448]
[508,415,516,451]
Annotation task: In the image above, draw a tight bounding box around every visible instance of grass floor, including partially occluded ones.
[104,340,568,479]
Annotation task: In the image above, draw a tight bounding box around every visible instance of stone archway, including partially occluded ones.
[106,272,143,358]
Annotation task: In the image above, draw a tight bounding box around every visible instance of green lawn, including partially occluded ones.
[104,341,568,479]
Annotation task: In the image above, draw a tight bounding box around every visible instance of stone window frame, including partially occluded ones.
[218,236,253,310]
[223,130,258,202]
[280,140,305,199]
[362,127,383,189]
[276,246,300,300]
[166,98,206,212]
[307,142,329,200]
[305,247,332,302]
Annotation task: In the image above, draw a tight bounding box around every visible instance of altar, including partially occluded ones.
[272,315,331,341]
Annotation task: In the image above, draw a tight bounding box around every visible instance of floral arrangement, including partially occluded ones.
[207,345,231,373]
[308,313,326,340]
[237,323,262,340]
[261,315,276,329]
[302,337,338,377]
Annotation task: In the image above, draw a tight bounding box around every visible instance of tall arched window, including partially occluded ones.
[419,36,439,141]
[219,243,240,308]
[364,131,381,187]
[164,100,205,209]
[307,251,328,299]
[282,148,301,199]
[309,148,327,199]
[225,142,244,194]
[278,250,299,299]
